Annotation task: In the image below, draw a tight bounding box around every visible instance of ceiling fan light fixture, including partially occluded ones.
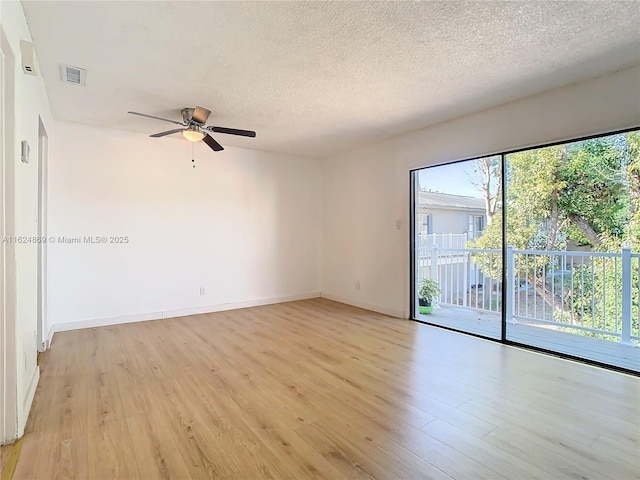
[127,107,255,153]
[182,128,205,142]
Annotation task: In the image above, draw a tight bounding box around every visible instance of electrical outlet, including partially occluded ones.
[199,287,206,296]
[355,280,360,290]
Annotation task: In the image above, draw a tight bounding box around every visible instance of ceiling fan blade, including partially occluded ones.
[207,126,256,138]
[149,128,185,138]
[202,133,224,152]
[128,111,184,125]
[192,106,211,124]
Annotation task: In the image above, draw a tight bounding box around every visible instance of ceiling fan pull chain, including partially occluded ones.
[192,142,195,168]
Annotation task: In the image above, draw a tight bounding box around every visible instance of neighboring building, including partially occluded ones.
[416,191,488,300]
[417,191,486,245]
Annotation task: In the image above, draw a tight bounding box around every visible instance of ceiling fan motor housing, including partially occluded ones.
[181,107,195,123]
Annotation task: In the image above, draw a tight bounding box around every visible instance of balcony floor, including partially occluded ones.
[417,305,640,372]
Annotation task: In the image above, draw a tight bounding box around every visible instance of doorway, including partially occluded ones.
[37,118,48,352]
[412,157,503,340]
[411,129,640,373]
[1,26,18,445]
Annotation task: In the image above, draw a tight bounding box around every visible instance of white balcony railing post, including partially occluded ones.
[430,246,443,300]
[621,247,633,346]
[430,244,439,289]
[506,246,516,324]
[462,253,468,308]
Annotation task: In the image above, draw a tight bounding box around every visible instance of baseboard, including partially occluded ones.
[165,292,321,318]
[18,366,39,436]
[320,293,406,319]
[51,292,322,333]
[53,311,162,333]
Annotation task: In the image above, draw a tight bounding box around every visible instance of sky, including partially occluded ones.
[417,160,484,197]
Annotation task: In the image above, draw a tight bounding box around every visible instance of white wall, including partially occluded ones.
[321,66,640,319]
[1,0,55,440]
[48,122,321,330]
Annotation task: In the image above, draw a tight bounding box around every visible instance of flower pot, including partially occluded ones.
[418,299,434,314]
[419,305,434,314]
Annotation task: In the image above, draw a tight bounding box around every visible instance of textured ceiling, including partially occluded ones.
[22,1,640,158]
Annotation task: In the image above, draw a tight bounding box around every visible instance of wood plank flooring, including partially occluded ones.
[13,298,640,479]
[1,444,13,479]
[418,305,640,371]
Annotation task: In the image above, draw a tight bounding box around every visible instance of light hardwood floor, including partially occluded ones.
[14,298,640,479]
[1,444,13,479]
[417,305,640,371]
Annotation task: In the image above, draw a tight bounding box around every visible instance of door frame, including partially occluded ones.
[409,126,640,376]
[1,27,18,445]
[37,117,48,351]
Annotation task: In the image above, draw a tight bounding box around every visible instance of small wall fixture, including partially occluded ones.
[21,140,30,163]
[20,41,37,76]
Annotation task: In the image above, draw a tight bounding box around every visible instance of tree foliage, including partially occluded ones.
[466,132,640,341]
[470,135,632,252]
[466,155,501,225]
[625,131,640,249]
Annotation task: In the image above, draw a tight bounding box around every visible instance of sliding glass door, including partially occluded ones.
[412,129,640,373]
[413,157,502,340]
[503,132,640,372]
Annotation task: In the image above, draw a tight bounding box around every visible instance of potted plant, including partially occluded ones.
[418,278,440,314]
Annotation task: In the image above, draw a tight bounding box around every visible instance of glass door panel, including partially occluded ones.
[504,132,640,372]
[413,157,502,340]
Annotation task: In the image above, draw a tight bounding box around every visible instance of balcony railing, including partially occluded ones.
[417,233,469,251]
[417,244,640,345]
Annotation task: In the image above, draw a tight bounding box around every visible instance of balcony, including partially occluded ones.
[416,237,640,372]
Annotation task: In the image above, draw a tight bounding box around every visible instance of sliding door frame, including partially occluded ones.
[409,125,640,376]
[409,170,417,320]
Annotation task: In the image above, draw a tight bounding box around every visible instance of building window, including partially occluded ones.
[421,214,433,234]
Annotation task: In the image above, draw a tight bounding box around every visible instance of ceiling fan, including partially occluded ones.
[127,106,256,152]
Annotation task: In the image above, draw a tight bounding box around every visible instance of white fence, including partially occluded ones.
[417,245,640,344]
[417,233,468,251]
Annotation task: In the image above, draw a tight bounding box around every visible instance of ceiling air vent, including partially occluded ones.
[60,65,86,86]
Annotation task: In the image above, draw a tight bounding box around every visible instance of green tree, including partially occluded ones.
[558,139,628,249]
[467,155,501,225]
[625,131,640,249]
[468,134,638,340]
